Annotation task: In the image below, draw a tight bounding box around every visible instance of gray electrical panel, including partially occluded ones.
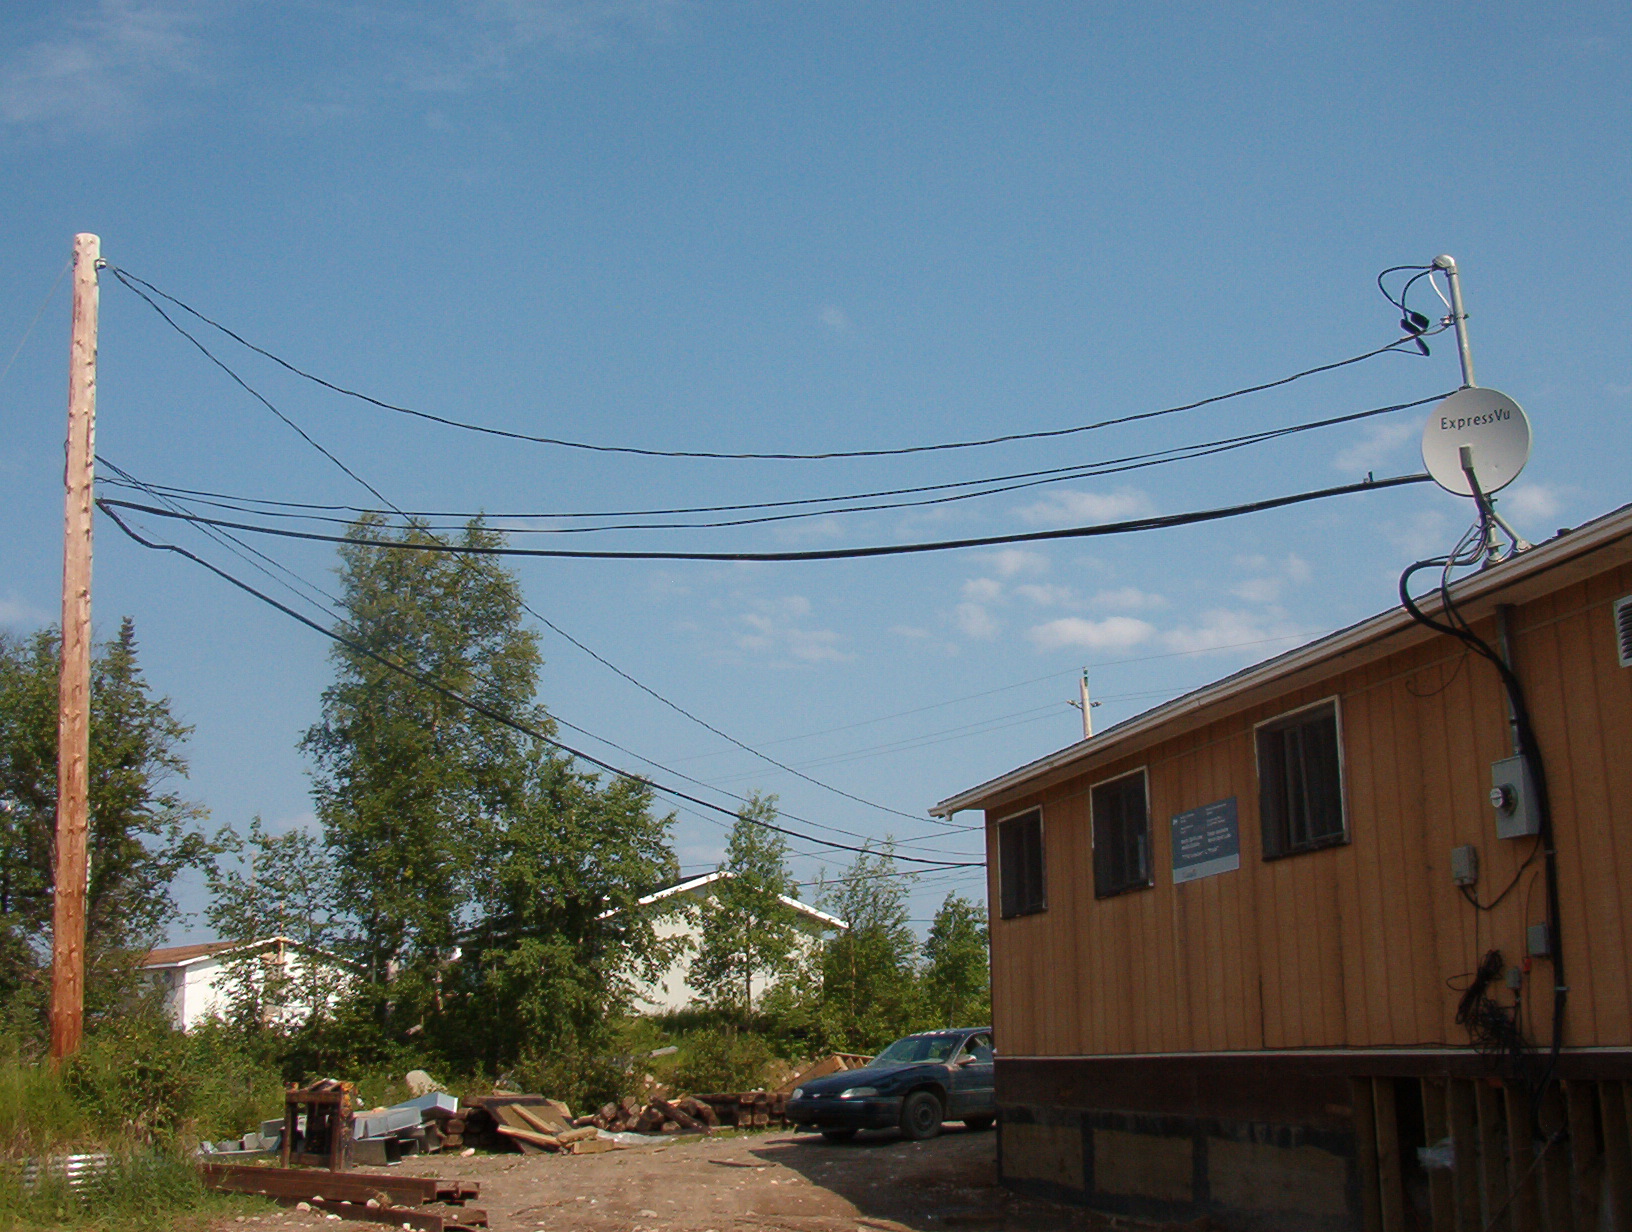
[1490,755,1540,839]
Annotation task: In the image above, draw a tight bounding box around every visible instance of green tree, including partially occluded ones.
[0,619,208,1021]
[688,794,803,1014]
[921,892,989,1028]
[814,843,920,1051]
[204,816,349,1031]
[300,516,546,990]
[300,515,678,1077]
[451,754,678,1080]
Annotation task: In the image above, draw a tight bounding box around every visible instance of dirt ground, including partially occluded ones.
[218,1125,1161,1232]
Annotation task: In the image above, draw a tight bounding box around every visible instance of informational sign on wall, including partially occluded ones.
[1170,797,1240,883]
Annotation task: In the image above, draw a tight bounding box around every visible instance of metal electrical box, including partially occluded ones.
[1490,755,1540,839]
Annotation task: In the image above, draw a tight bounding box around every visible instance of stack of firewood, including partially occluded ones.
[576,1095,719,1134]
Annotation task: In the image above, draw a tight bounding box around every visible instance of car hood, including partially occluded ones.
[795,1062,946,1096]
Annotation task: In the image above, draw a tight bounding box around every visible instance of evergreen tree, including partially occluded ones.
[815,843,919,1050]
[921,892,990,1027]
[0,619,208,1020]
[688,794,802,1013]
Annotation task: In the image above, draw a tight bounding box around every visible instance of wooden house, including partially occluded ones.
[932,502,1632,1231]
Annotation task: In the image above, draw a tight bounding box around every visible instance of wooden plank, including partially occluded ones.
[1352,1078,1384,1232]
[1502,1081,1540,1232]
[492,1123,551,1153]
[1420,1078,1455,1232]
[1446,1079,1481,1232]
[1606,1081,1632,1232]
[1564,1080,1602,1232]
[1373,1077,1407,1232]
[1534,1081,1574,1232]
[199,1163,477,1207]
[1475,1079,1510,1232]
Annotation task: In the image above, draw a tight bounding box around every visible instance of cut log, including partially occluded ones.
[599,1103,619,1121]
[620,1096,639,1115]
[650,1098,708,1133]
[659,1121,680,1134]
[494,1124,560,1151]
[556,1126,598,1145]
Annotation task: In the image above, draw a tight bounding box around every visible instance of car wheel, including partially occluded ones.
[962,1116,994,1132]
[821,1129,857,1143]
[900,1090,944,1141]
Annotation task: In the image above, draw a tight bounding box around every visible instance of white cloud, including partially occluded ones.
[961,577,1003,603]
[735,595,850,663]
[1017,487,1152,526]
[982,548,1048,577]
[954,603,1000,640]
[1160,609,1294,654]
[1015,583,1074,607]
[1092,586,1167,611]
[817,305,852,334]
[0,595,48,628]
[1,0,208,135]
[1332,419,1419,473]
[1231,577,1283,603]
[1501,483,1563,521]
[1027,616,1154,653]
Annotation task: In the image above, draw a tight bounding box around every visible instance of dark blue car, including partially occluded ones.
[786,1027,995,1142]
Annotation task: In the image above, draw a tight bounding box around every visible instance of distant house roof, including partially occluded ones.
[628,870,849,932]
[140,936,360,971]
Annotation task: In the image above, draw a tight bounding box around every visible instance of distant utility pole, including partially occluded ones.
[1068,668,1098,741]
[51,233,99,1063]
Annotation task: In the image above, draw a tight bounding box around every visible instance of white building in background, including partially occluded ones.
[622,871,849,1014]
[139,936,356,1031]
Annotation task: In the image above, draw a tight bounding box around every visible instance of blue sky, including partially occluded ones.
[2,2,1629,942]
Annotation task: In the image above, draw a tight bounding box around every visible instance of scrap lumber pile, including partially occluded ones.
[200,1161,484,1232]
[688,1091,789,1129]
[573,1094,720,1135]
[458,1096,616,1155]
[775,1053,873,1094]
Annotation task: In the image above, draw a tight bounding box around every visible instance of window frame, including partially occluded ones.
[994,805,1047,919]
[1089,766,1154,899]
[1254,696,1349,860]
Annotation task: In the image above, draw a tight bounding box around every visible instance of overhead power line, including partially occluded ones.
[100,473,1435,563]
[98,502,981,870]
[95,391,1448,534]
[109,263,1427,462]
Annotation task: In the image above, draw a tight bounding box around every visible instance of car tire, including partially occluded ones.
[900,1090,944,1141]
[962,1116,994,1132]
[821,1129,857,1143]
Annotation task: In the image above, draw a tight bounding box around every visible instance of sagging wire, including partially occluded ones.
[97,500,983,871]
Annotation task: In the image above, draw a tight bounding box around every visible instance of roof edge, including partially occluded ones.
[932,500,1632,817]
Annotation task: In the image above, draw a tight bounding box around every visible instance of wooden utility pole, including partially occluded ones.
[50,232,99,1063]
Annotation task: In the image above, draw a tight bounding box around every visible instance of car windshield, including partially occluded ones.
[870,1033,964,1065]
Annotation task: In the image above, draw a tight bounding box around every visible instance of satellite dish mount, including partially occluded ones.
[1420,256,1532,562]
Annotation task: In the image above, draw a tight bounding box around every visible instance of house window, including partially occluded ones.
[1091,770,1151,898]
[1257,699,1346,858]
[997,808,1045,918]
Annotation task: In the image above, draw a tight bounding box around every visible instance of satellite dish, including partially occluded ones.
[1421,387,1531,496]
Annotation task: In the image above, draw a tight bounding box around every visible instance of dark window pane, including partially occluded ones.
[997,809,1045,918]
[1258,703,1345,858]
[1092,771,1150,898]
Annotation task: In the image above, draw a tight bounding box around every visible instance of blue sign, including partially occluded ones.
[1170,797,1240,883]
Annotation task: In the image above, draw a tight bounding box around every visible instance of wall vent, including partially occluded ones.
[1618,595,1632,668]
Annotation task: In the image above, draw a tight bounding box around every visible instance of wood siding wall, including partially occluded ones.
[985,560,1632,1058]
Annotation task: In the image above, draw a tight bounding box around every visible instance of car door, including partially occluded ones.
[948,1032,995,1117]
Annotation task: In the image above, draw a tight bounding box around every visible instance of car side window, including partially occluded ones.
[965,1033,993,1062]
